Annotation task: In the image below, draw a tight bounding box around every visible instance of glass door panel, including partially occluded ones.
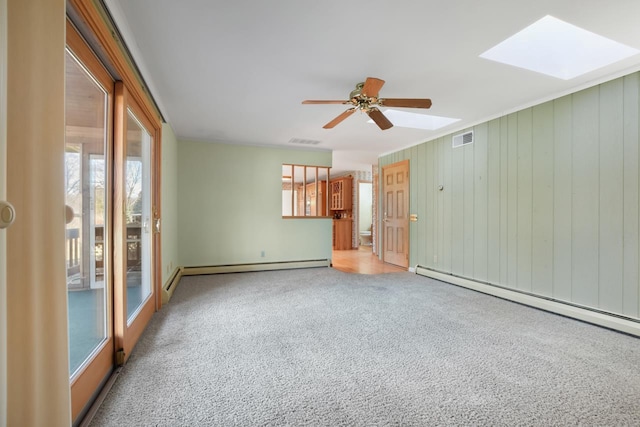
[65,48,109,377]
[124,110,153,323]
[114,82,157,364]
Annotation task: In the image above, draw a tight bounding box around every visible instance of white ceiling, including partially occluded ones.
[105,0,640,174]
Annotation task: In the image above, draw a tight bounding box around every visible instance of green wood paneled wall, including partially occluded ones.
[380,72,640,319]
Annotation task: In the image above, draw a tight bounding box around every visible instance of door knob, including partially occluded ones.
[0,201,16,229]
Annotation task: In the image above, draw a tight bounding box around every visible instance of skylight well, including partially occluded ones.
[480,15,640,80]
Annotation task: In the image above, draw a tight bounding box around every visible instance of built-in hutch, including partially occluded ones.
[331,176,353,250]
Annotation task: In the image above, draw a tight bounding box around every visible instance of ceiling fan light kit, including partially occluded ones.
[302,77,432,130]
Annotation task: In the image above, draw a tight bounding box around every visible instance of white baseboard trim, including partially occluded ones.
[415,266,640,338]
[182,259,330,276]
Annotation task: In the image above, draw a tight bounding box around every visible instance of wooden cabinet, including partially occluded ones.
[305,181,328,216]
[330,177,352,211]
[333,219,353,250]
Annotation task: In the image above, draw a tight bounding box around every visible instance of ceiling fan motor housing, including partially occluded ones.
[349,82,365,101]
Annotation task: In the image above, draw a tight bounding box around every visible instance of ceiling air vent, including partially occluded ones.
[289,138,322,146]
[452,130,474,148]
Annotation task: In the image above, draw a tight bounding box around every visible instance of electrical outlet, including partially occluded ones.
[261,250,266,258]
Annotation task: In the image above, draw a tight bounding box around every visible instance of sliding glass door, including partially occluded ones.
[65,21,115,421]
[65,20,161,423]
[114,82,157,364]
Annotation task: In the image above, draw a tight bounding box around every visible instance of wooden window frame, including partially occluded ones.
[282,164,331,219]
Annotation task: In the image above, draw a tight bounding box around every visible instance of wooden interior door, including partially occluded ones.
[382,160,409,268]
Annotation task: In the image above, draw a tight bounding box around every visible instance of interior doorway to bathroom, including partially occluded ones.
[358,181,373,247]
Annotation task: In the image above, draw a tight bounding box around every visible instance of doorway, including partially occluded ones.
[381,160,409,268]
[358,181,372,247]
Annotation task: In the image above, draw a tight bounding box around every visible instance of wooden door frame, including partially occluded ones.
[0,0,7,419]
[381,160,410,268]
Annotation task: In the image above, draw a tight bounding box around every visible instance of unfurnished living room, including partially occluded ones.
[3,0,640,426]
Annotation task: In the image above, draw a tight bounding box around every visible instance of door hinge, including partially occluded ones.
[116,349,126,366]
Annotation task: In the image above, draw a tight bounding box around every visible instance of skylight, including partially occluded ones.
[368,110,459,130]
[480,15,640,80]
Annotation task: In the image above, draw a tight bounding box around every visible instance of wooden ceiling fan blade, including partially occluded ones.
[368,108,393,130]
[323,108,356,129]
[361,77,385,97]
[302,100,350,104]
[379,98,432,108]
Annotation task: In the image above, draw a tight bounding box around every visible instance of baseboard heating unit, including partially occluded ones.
[415,265,640,338]
[182,259,330,276]
[162,267,184,305]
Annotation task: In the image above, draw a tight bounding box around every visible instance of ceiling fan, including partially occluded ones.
[302,77,432,130]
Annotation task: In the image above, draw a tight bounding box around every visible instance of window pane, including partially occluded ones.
[65,49,108,376]
[125,109,153,323]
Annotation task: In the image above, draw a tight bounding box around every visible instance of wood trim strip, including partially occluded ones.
[112,81,126,358]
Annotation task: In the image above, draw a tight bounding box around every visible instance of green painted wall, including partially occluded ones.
[161,123,179,284]
[178,140,332,266]
[380,72,640,319]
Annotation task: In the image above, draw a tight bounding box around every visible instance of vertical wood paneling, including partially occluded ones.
[463,140,475,277]
[410,146,419,267]
[443,137,453,272]
[553,96,573,301]
[473,123,488,281]
[417,143,427,267]
[507,113,518,288]
[437,139,445,270]
[425,142,434,268]
[572,86,600,308]
[531,102,554,297]
[451,140,464,274]
[487,119,501,283]
[499,116,509,285]
[623,74,639,317]
[517,109,533,291]
[379,72,640,320]
[599,80,624,313]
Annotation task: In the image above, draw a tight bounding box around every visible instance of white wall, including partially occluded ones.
[381,72,640,320]
[178,141,333,266]
[161,123,179,284]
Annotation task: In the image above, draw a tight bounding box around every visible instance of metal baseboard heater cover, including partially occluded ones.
[162,267,183,305]
[415,265,640,338]
[161,260,330,304]
[182,259,330,276]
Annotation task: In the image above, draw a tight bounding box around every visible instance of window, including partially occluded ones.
[282,164,330,218]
